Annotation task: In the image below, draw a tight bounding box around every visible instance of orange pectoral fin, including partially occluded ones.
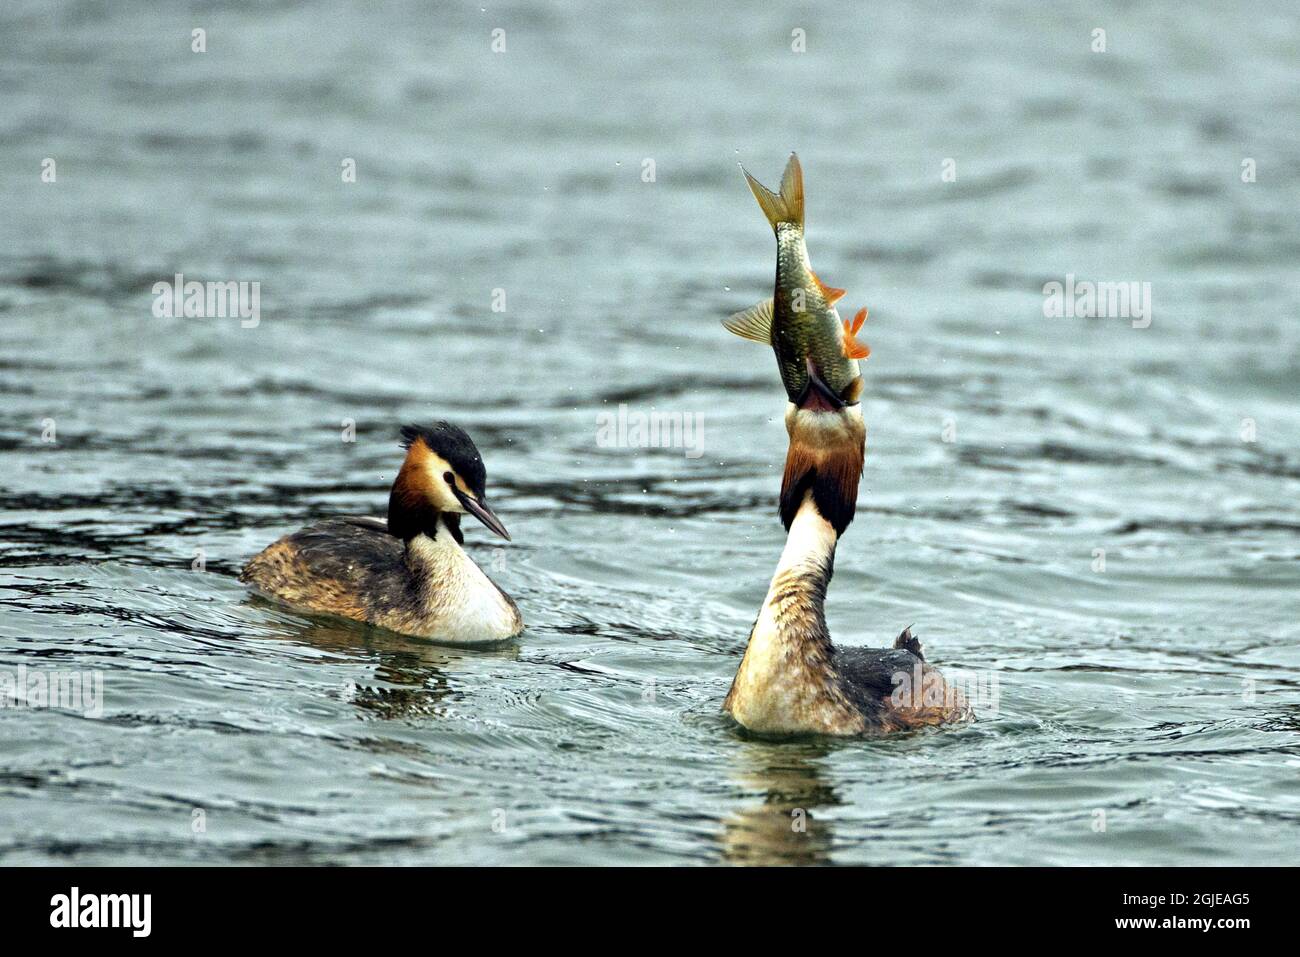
[841,308,870,359]
[842,336,871,360]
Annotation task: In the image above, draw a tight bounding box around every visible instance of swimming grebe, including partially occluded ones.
[723,399,968,735]
[722,154,968,736]
[240,422,523,644]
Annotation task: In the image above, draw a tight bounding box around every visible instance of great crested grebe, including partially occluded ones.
[240,422,522,644]
[722,154,968,736]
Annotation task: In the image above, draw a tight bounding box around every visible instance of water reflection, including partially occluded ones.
[720,742,839,866]
[248,598,519,721]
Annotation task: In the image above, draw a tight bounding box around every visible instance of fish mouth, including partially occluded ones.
[795,357,845,412]
[453,487,511,540]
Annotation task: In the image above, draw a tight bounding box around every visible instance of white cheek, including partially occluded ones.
[442,484,468,513]
[424,467,465,512]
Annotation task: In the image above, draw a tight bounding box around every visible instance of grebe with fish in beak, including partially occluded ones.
[240,422,522,645]
[722,154,970,735]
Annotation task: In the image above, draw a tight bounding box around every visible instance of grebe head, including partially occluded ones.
[388,422,510,542]
[779,361,866,536]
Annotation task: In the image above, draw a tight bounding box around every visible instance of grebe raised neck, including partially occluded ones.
[724,400,969,736]
[240,422,522,645]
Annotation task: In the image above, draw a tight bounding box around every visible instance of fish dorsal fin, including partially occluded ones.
[841,308,870,359]
[722,298,774,344]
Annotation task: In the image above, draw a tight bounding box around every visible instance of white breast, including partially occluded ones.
[407,533,522,643]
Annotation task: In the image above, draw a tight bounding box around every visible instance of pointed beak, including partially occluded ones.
[795,357,845,412]
[453,487,511,540]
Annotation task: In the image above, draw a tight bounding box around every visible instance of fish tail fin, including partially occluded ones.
[741,152,805,232]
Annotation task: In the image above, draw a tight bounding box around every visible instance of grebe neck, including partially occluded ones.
[757,495,838,657]
[722,494,848,730]
[403,516,471,580]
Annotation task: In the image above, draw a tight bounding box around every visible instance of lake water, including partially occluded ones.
[1,0,1298,865]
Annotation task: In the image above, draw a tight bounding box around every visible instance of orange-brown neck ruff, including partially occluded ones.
[387,439,461,543]
[780,405,865,536]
